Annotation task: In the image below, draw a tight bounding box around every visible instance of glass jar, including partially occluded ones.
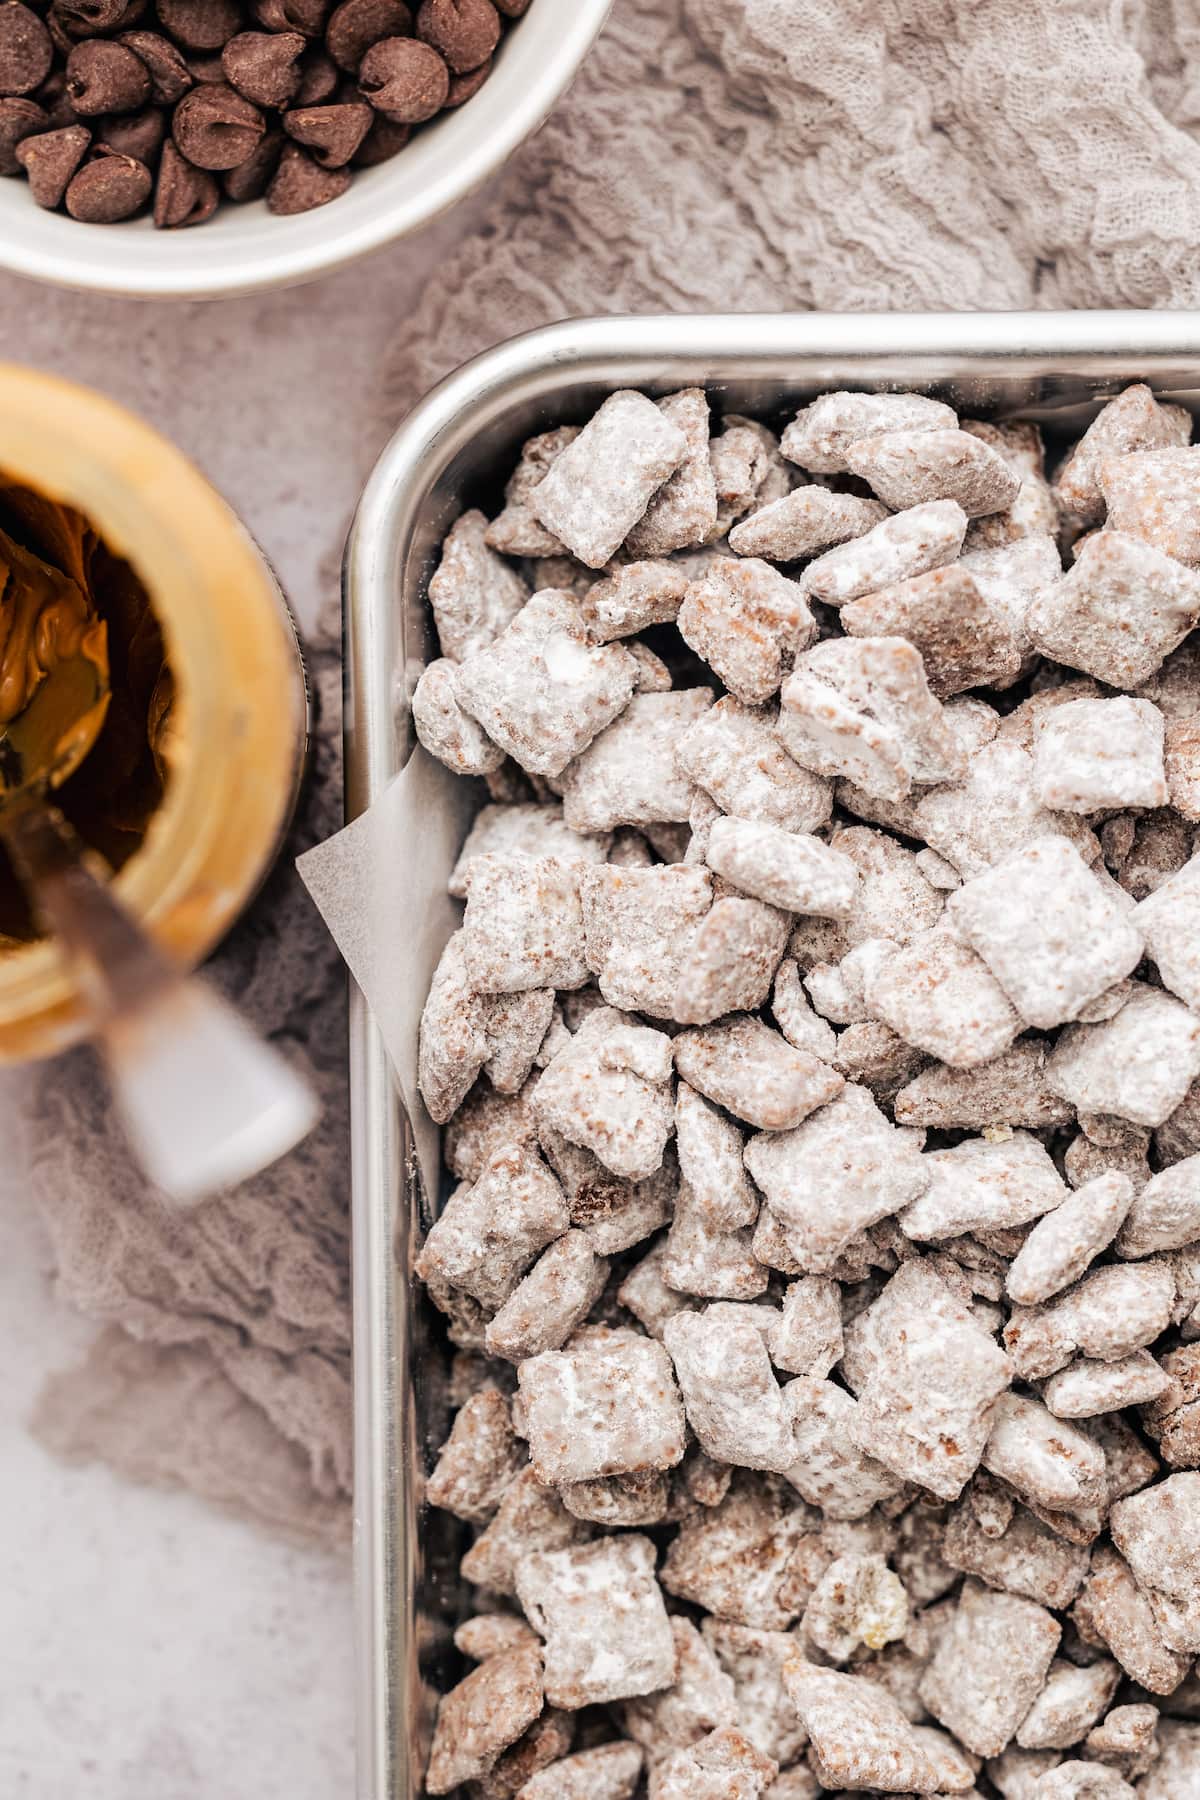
[0,363,309,1061]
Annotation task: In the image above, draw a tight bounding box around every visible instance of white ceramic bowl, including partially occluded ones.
[0,0,610,299]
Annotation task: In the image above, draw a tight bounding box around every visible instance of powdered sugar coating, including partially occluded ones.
[920,1581,1061,1759]
[782,1659,944,1793]
[1027,532,1200,689]
[846,427,1021,517]
[531,391,688,569]
[1052,385,1192,526]
[728,484,886,561]
[842,564,1024,697]
[485,427,579,558]
[649,1725,779,1799]
[781,391,957,474]
[865,924,1022,1069]
[674,1013,842,1132]
[515,1534,677,1708]
[673,894,791,1027]
[1007,1174,1134,1305]
[579,862,714,1019]
[663,1308,797,1473]
[626,388,719,556]
[804,498,968,605]
[1046,985,1200,1127]
[428,507,530,663]
[1099,446,1200,567]
[517,1332,686,1487]
[532,1006,674,1181]
[425,1643,545,1794]
[677,556,817,704]
[448,803,612,899]
[676,696,833,832]
[1034,698,1167,812]
[517,1741,645,1799]
[1135,852,1200,1009]
[463,854,590,994]
[559,688,714,832]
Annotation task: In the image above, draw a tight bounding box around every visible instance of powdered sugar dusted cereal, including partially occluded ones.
[801,1552,908,1662]
[1072,1544,1191,1694]
[1016,1659,1121,1750]
[804,498,968,605]
[428,508,530,664]
[915,739,1100,881]
[415,1142,569,1311]
[464,854,589,994]
[532,1006,674,1181]
[1109,1473,1200,1654]
[485,1231,610,1363]
[781,391,957,473]
[727,484,886,561]
[677,556,817,704]
[1044,1353,1172,1420]
[531,391,688,568]
[559,688,714,832]
[841,564,1024,697]
[769,1276,843,1377]
[626,389,719,556]
[920,1581,1061,1758]
[1007,1173,1134,1306]
[1099,446,1200,567]
[1027,532,1200,689]
[781,1376,904,1518]
[485,426,578,558]
[649,1725,778,1799]
[674,1013,842,1132]
[770,960,839,1060]
[1135,852,1200,1009]
[1034,698,1167,812]
[1052,385,1192,526]
[677,696,833,832]
[413,656,505,775]
[517,1741,645,1799]
[782,1659,943,1792]
[864,924,1022,1069]
[942,1499,1090,1610]
[706,816,858,916]
[517,1331,686,1487]
[1046,985,1200,1127]
[1116,1155,1200,1257]
[672,894,791,1027]
[846,426,1021,517]
[515,1534,676,1708]
[424,1643,545,1794]
[663,1308,797,1473]
[580,862,714,1018]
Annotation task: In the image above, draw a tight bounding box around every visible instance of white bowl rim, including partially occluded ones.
[0,0,611,300]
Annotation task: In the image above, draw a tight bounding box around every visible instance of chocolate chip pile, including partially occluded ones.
[0,0,524,224]
[413,383,1200,1797]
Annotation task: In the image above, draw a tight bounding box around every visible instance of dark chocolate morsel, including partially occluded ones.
[0,91,44,169]
[357,33,445,122]
[348,103,405,164]
[118,31,192,103]
[63,140,149,217]
[323,0,409,73]
[152,135,216,224]
[264,135,346,211]
[155,0,241,51]
[293,45,336,104]
[0,2,53,97]
[96,101,162,160]
[249,0,327,40]
[415,0,497,74]
[219,119,279,197]
[221,29,304,108]
[184,49,225,81]
[15,118,88,201]
[282,97,368,166]
[65,38,150,113]
[492,0,527,14]
[171,80,264,168]
[35,69,79,126]
[51,0,146,39]
[443,51,486,105]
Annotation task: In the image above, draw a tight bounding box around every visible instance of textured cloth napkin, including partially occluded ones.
[28,0,1200,1543]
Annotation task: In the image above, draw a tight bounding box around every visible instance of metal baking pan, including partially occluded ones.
[343,311,1200,1800]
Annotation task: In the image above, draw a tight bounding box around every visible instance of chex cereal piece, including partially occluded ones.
[416,1144,569,1312]
[842,564,1023,697]
[454,591,639,778]
[901,1133,1066,1242]
[517,1741,645,1799]
[771,960,839,1060]
[677,556,817,704]
[1044,1352,1172,1419]
[455,1615,541,1663]
[777,636,965,803]
[1136,852,1200,1009]
[463,855,589,994]
[473,1703,574,1797]
[673,896,791,1027]
[702,1623,807,1765]
[1008,1173,1134,1305]
[674,1081,757,1231]
[961,420,1058,544]
[801,1552,908,1662]
[428,508,530,664]
[419,930,490,1123]
[661,1183,769,1300]
[780,1377,903,1518]
[803,499,968,606]
[532,1006,674,1181]
[540,1129,676,1254]
[515,1534,675,1709]
[705,817,858,916]
[1052,385,1191,526]
[531,391,688,568]
[424,1643,545,1795]
[711,416,794,529]
[745,1084,928,1272]
[1135,1719,1200,1797]
[413,656,505,776]
[516,1331,685,1486]
[1016,1660,1122,1752]
[769,1277,843,1377]
[960,532,1063,655]
[915,739,1099,881]
[894,1038,1073,1130]
[782,1660,943,1793]
[1027,532,1200,689]
[1110,1474,1200,1654]
[484,1232,609,1364]
[559,689,713,833]
[1083,1704,1159,1780]
[560,1469,671,1528]
[1033,697,1167,813]
[460,1467,590,1596]
[844,1261,1011,1500]
[626,389,719,556]
[1163,714,1200,817]
[675,1014,842,1133]
[663,1308,795,1472]
[620,1616,738,1760]
[485,426,578,558]
[660,1472,817,1629]
[629,642,675,691]
[846,426,1021,517]
[448,803,612,901]
[727,484,886,561]
[990,1747,1066,1798]
[920,1580,1061,1759]
[1073,1545,1191,1694]
[1099,446,1200,566]
[615,1241,692,1339]
[1005,1262,1176,1380]
[865,925,1022,1069]
[781,391,957,473]
[982,1392,1106,1514]
[677,696,833,833]
[579,559,690,641]
[1116,1154,1200,1257]
[580,863,714,1019]
[830,827,947,949]
[482,990,557,1094]
[427,1388,526,1523]
[1032,1764,1135,1799]
[649,1725,778,1800]
[943,1500,1090,1610]
[1047,985,1200,1127]
[1137,1344,1200,1468]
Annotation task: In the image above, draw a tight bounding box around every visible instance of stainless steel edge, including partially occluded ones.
[344,310,1200,1800]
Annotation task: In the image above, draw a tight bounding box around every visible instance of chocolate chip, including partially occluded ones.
[97,101,162,160]
[15,118,87,200]
[324,0,409,73]
[184,49,224,80]
[264,134,346,210]
[52,0,146,40]
[357,33,445,121]
[155,0,241,52]
[0,91,44,169]
[283,96,367,165]
[118,31,192,103]
[415,0,496,74]
[492,0,527,13]
[348,101,404,163]
[250,0,327,39]
[35,69,78,125]
[65,39,150,113]
[294,45,336,104]
[0,3,53,97]
[443,52,486,105]
[64,140,149,216]
[171,80,263,167]
[152,134,215,223]
[222,30,304,108]
[220,119,278,196]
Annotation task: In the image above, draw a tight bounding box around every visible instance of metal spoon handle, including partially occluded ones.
[6,803,319,1205]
